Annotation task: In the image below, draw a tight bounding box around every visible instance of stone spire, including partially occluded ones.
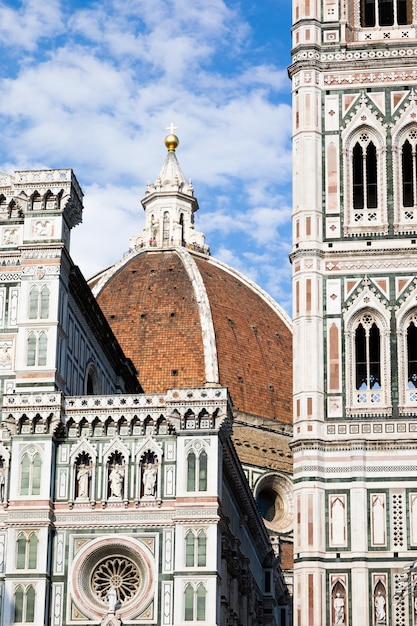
[129,131,209,254]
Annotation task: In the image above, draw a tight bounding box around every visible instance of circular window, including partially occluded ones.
[71,536,154,620]
[254,473,293,533]
[257,488,284,523]
[91,555,141,604]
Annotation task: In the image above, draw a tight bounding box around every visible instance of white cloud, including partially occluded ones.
[71,183,144,278]
[0,0,293,313]
[0,0,64,51]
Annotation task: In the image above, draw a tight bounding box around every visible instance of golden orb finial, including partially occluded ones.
[165,122,179,151]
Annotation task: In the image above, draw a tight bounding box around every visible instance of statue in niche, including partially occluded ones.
[143,462,157,497]
[333,592,345,624]
[109,463,124,498]
[76,462,92,499]
[375,590,386,623]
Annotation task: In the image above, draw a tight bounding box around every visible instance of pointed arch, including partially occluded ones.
[396,305,417,411]
[185,440,209,492]
[392,123,417,230]
[19,446,43,496]
[26,331,48,367]
[342,119,387,235]
[345,305,391,412]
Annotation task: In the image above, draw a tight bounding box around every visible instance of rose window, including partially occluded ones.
[71,536,155,620]
[91,556,140,604]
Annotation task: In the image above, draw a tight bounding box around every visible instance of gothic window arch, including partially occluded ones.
[184,582,206,621]
[185,530,207,567]
[393,125,417,229]
[344,126,386,234]
[84,362,100,395]
[397,308,417,409]
[360,0,411,26]
[20,450,42,496]
[26,331,47,367]
[28,285,49,319]
[16,532,38,569]
[186,447,208,492]
[345,309,391,410]
[13,584,35,623]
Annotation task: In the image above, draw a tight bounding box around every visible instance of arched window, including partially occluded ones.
[408,319,417,388]
[85,362,100,395]
[402,139,414,207]
[20,452,42,496]
[184,583,206,621]
[27,333,36,366]
[14,586,24,622]
[184,584,194,621]
[187,448,208,492]
[38,332,47,366]
[20,454,30,495]
[17,534,26,569]
[28,287,39,319]
[355,319,381,391]
[349,311,388,407]
[352,139,377,211]
[196,584,206,621]
[28,534,37,569]
[360,0,411,26]
[26,332,48,367]
[187,452,196,491]
[199,451,207,491]
[400,130,417,222]
[185,530,207,567]
[16,533,38,569]
[400,311,417,407]
[26,586,35,622]
[40,286,49,319]
[197,532,207,566]
[344,125,386,235]
[28,285,49,319]
[14,585,35,623]
[185,531,195,567]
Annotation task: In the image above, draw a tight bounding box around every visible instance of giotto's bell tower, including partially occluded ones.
[290,0,417,624]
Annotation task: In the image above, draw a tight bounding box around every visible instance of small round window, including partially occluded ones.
[254,473,293,533]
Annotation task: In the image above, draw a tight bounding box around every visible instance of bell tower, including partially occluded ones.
[290,0,417,624]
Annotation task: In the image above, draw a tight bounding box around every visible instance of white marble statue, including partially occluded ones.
[334,592,345,624]
[109,464,124,498]
[143,463,157,496]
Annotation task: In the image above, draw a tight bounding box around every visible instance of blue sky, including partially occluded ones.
[0,0,293,312]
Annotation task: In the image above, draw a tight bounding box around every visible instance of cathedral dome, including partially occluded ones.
[91,247,292,424]
[89,133,292,426]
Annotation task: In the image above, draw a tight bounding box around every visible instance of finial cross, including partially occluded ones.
[166,122,178,134]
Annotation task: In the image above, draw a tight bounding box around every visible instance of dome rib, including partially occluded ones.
[175,247,219,385]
